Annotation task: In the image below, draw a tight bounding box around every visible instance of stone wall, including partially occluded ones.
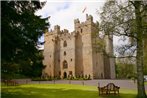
[43,14,115,79]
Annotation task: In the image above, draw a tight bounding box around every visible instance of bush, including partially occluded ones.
[32,76,62,81]
[32,77,52,81]
[1,73,27,79]
[66,75,91,80]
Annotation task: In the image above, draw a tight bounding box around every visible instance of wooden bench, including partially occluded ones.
[98,83,120,95]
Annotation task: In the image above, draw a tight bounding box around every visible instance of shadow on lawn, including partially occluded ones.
[100,94,137,98]
[1,86,137,98]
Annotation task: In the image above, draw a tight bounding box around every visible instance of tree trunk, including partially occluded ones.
[135,1,147,98]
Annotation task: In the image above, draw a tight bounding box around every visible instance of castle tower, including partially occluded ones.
[59,29,76,79]
[43,25,61,78]
[54,26,61,78]
[105,34,116,79]
[43,31,55,77]
[75,31,83,77]
[74,14,95,79]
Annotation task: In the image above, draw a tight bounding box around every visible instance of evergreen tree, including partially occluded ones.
[1,1,48,78]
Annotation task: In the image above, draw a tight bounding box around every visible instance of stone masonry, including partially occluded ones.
[43,14,116,79]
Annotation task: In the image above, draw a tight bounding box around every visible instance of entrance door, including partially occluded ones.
[63,72,67,78]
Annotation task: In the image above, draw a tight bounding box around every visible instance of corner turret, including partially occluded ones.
[74,19,80,30]
[86,14,93,23]
[63,29,69,33]
[54,25,60,34]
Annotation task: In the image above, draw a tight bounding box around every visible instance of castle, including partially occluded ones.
[43,14,115,79]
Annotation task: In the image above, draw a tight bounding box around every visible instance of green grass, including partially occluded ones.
[1,84,142,98]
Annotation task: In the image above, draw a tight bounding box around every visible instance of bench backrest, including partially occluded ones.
[106,83,116,90]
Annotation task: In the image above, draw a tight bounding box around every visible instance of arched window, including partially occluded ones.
[63,60,68,69]
[63,41,67,47]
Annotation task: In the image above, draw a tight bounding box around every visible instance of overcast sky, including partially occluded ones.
[36,0,105,32]
[36,0,121,51]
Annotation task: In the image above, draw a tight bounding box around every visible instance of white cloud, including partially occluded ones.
[36,0,105,32]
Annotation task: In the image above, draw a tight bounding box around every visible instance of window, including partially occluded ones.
[55,40,57,44]
[101,73,103,78]
[81,29,83,33]
[71,59,72,61]
[69,71,72,75]
[59,71,61,75]
[63,60,68,69]
[63,41,67,47]
[64,51,66,56]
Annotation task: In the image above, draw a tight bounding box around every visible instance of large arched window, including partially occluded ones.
[63,60,68,69]
[63,41,67,47]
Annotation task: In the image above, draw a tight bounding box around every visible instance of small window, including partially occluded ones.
[64,51,66,56]
[71,59,72,61]
[69,71,72,75]
[63,60,68,69]
[59,71,61,75]
[63,41,67,47]
[50,55,51,57]
[81,29,83,33]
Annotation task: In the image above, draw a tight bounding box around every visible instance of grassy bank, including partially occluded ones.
[1,84,140,98]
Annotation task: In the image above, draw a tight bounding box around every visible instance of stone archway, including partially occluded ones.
[63,72,67,79]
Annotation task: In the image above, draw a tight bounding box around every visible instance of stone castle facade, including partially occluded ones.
[43,14,115,79]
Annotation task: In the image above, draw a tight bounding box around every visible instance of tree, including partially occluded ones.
[1,1,48,78]
[133,1,146,97]
[99,0,147,97]
[116,58,136,79]
[144,40,147,75]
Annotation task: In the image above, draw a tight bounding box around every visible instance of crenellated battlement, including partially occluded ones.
[43,14,115,79]
[74,14,97,33]
[48,14,97,36]
[86,14,93,22]
[74,18,80,24]
[46,14,100,44]
[54,25,60,31]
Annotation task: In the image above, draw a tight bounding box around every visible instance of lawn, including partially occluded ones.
[1,84,139,98]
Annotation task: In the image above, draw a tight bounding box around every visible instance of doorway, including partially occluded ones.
[63,72,67,78]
